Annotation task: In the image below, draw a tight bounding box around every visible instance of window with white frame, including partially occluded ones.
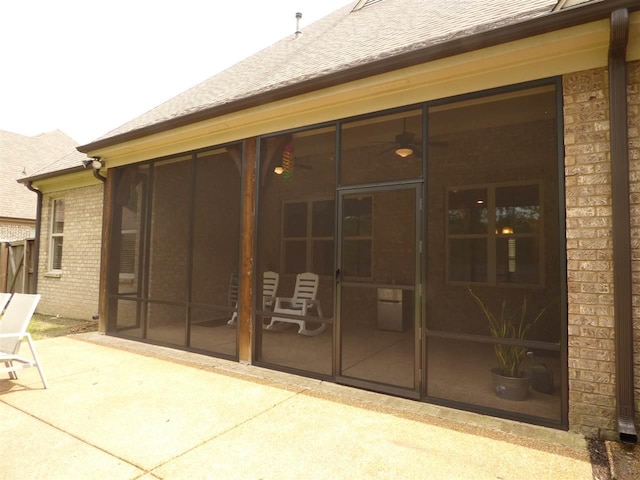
[50,198,65,271]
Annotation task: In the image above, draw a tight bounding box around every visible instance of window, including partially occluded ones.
[119,211,138,279]
[447,183,541,286]
[50,198,64,271]
[282,199,334,276]
[342,196,372,278]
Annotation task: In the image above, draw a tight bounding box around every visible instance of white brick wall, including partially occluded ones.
[37,184,103,320]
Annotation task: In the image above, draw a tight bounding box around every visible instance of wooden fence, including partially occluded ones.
[0,239,35,294]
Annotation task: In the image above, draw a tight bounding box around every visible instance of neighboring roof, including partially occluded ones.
[79,0,636,152]
[0,130,77,220]
[21,149,91,182]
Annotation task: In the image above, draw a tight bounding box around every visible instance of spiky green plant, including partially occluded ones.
[468,288,554,377]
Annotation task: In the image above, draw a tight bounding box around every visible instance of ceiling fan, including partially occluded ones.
[375,118,422,158]
[376,118,447,158]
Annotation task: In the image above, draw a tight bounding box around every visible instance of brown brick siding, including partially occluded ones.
[37,184,103,320]
[564,60,640,439]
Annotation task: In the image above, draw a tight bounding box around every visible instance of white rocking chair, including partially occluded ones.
[265,272,326,336]
[226,274,240,325]
[228,271,279,325]
[0,293,47,388]
[261,271,280,311]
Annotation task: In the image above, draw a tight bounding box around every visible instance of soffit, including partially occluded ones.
[29,171,103,194]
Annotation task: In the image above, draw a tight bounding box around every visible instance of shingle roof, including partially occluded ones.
[25,149,90,179]
[0,130,77,220]
[92,0,559,144]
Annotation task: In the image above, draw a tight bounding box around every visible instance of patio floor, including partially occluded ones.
[0,333,595,479]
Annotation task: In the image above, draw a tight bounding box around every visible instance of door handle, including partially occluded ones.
[335,268,341,282]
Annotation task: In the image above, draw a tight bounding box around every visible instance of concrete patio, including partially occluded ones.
[0,333,602,479]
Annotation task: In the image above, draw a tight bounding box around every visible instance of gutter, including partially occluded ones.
[24,182,42,293]
[77,0,640,154]
[608,8,637,444]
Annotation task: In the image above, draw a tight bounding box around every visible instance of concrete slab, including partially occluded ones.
[155,393,591,480]
[1,338,299,471]
[0,402,143,479]
[0,334,597,479]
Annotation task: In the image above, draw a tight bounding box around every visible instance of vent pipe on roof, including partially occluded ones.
[295,12,302,38]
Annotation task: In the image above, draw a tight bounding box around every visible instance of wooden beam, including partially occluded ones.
[99,171,114,333]
[260,135,289,186]
[239,137,256,363]
[227,144,243,176]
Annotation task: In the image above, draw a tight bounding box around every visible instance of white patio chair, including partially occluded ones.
[265,272,326,336]
[226,274,240,325]
[228,271,280,326]
[0,293,47,388]
[261,271,280,311]
[0,292,11,314]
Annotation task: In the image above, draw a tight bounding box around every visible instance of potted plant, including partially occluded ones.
[468,288,554,401]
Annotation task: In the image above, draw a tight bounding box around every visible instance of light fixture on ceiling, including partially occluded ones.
[394,146,414,158]
[274,166,284,175]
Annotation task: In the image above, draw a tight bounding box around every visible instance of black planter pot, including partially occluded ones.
[490,367,531,401]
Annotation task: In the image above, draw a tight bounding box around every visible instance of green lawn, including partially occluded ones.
[28,314,98,340]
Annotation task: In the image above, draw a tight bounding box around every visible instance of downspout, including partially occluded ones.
[92,157,106,183]
[93,169,106,183]
[24,181,42,293]
[608,8,637,444]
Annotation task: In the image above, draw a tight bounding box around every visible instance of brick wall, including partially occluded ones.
[0,221,35,242]
[37,183,103,320]
[564,61,640,439]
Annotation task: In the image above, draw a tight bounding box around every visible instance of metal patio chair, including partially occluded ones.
[0,293,47,388]
[0,292,11,314]
[265,272,326,336]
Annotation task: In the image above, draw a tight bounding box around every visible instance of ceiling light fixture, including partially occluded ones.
[395,146,414,158]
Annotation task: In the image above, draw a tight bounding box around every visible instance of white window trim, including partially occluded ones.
[49,197,64,273]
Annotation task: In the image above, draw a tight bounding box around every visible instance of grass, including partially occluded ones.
[28,314,98,340]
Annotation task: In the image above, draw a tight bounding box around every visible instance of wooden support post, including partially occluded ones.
[239,137,257,363]
[99,171,114,333]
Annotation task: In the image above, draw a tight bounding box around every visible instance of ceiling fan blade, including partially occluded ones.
[376,145,397,156]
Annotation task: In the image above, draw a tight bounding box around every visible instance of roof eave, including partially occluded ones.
[17,165,86,184]
[77,0,640,154]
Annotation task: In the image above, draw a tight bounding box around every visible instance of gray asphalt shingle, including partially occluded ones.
[0,130,77,219]
[95,0,558,142]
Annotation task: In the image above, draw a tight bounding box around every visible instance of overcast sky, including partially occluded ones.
[0,0,352,145]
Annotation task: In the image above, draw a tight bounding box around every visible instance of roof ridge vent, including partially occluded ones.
[353,0,384,12]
